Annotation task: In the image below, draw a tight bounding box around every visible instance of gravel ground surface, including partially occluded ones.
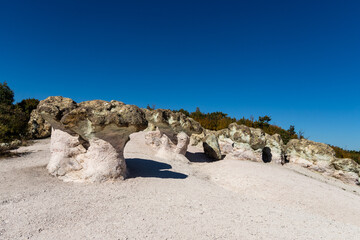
[1,132,360,240]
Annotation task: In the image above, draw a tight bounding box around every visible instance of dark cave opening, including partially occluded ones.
[262,147,272,163]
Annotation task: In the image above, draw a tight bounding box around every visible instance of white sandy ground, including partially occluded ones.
[1,132,360,240]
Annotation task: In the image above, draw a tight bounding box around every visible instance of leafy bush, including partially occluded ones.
[0,82,39,143]
[0,104,28,142]
[0,82,14,105]
[16,98,39,115]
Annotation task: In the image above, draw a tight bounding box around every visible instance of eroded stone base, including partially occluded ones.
[48,128,126,182]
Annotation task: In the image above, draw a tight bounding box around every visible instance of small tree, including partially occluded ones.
[257,115,271,128]
[16,98,39,115]
[288,125,296,136]
[0,82,14,105]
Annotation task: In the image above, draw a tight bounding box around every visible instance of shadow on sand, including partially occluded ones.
[185,152,226,162]
[125,158,188,179]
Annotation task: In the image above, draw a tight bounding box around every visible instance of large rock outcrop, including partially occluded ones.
[286,139,360,185]
[38,97,148,182]
[38,97,203,182]
[27,109,52,139]
[285,139,336,167]
[143,108,203,143]
[191,123,285,164]
[37,96,360,186]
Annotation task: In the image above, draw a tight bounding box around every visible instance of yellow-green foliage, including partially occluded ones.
[330,145,360,164]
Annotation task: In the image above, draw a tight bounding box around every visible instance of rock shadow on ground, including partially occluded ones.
[125,158,188,179]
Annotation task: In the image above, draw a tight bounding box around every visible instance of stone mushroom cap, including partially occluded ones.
[38,97,148,143]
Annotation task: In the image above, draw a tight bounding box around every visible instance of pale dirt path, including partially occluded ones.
[1,132,360,240]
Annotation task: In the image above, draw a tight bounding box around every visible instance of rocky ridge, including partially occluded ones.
[35,96,360,185]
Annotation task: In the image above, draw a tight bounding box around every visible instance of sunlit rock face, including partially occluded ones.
[203,134,222,160]
[38,96,360,186]
[145,129,190,161]
[143,108,203,144]
[38,97,202,182]
[28,109,52,139]
[286,139,360,185]
[285,139,336,166]
[38,97,148,182]
[191,123,285,163]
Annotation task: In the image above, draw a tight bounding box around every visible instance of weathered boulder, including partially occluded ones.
[264,133,284,164]
[331,158,360,185]
[145,129,190,160]
[143,108,203,144]
[285,139,360,185]
[38,97,148,182]
[285,139,336,166]
[214,123,284,163]
[27,109,51,139]
[203,134,222,160]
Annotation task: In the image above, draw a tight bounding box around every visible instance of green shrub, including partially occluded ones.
[0,82,39,143]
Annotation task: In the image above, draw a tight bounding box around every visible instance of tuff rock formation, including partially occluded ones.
[37,96,360,186]
[143,108,203,143]
[203,134,222,160]
[38,96,148,182]
[285,139,336,167]
[286,139,360,185]
[38,97,202,182]
[28,109,52,139]
[145,129,190,161]
[191,123,285,164]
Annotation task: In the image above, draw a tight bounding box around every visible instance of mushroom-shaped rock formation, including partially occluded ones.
[38,97,204,182]
[38,96,148,182]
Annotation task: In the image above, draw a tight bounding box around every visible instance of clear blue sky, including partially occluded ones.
[1,0,359,150]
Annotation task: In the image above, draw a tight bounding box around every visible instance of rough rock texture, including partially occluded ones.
[285,139,336,166]
[143,108,203,144]
[264,133,284,163]
[38,96,148,182]
[0,139,22,152]
[203,134,222,160]
[27,109,52,139]
[191,123,285,163]
[286,139,360,185]
[37,96,360,186]
[145,129,190,160]
[38,97,201,182]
